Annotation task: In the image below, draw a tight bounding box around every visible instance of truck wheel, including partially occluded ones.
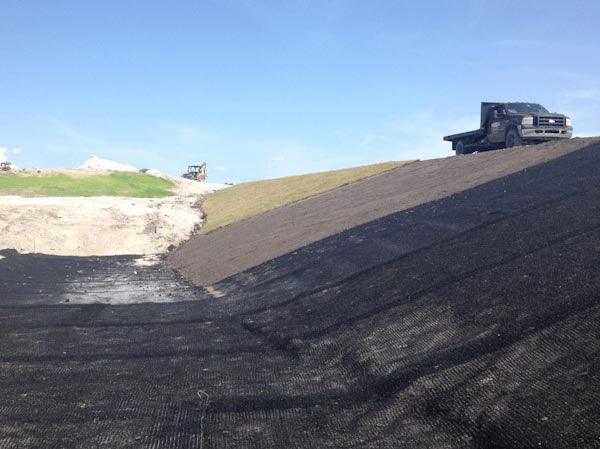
[455,140,466,155]
[505,128,522,148]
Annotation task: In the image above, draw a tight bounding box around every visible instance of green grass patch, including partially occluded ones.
[0,173,175,198]
[201,160,411,234]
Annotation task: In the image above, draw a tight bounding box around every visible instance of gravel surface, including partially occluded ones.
[169,137,600,286]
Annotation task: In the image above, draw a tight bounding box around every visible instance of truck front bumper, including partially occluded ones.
[519,126,573,140]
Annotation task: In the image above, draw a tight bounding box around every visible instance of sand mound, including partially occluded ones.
[79,155,137,172]
[0,172,230,256]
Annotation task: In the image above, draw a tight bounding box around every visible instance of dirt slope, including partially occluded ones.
[2,140,600,448]
[0,171,228,256]
[169,137,600,286]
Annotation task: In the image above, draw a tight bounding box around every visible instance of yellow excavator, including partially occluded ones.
[182,163,207,182]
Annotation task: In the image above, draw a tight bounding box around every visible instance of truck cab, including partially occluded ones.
[444,102,573,155]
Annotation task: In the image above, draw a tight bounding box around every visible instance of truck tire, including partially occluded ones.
[505,128,522,148]
[455,140,466,155]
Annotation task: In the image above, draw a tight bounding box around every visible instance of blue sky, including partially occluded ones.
[1,0,599,183]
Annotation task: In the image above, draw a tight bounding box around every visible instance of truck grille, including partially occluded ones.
[538,116,565,127]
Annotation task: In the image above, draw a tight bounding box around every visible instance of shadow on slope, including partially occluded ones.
[1,143,600,448]
[170,137,600,286]
[207,142,600,448]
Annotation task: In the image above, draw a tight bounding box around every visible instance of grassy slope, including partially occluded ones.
[201,160,411,234]
[0,173,175,198]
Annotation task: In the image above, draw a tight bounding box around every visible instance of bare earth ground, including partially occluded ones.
[0,169,228,256]
[169,137,600,286]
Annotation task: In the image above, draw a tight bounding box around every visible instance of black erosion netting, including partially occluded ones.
[1,144,600,448]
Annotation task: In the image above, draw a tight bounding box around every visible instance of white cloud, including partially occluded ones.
[48,118,160,168]
[359,133,384,146]
[0,146,23,162]
[377,109,480,161]
[215,165,229,172]
[50,119,103,147]
[499,39,577,50]
[373,31,421,44]
[259,142,360,180]
[160,122,218,146]
[499,39,544,47]
[560,89,598,101]
[555,88,600,135]
[255,110,479,181]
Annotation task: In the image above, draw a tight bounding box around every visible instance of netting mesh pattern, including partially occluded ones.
[1,144,600,448]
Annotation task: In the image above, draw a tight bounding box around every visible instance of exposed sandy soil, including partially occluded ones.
[169,137,600,286]
[79,154,138,171]
[0,170,228,256]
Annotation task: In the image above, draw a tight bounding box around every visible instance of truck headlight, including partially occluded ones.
[566,117,572,127]
[521,115,534,126]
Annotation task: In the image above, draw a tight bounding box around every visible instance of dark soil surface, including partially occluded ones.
[0,252,200,306]
[2,140,600,448]
[169,137,600,286]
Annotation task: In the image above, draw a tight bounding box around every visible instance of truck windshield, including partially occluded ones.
[506,103,549,114]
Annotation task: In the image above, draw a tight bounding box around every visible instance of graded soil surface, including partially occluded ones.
[2,140,600,448]
[0,170,228,256]
[169,137,600,286]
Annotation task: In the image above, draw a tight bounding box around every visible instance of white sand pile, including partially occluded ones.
[80,155,137,172]
[0,171,229,256]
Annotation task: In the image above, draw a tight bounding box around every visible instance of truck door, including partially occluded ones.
[488,105,509,143]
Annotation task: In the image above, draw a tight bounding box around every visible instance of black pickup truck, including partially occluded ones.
[444,102,573,155]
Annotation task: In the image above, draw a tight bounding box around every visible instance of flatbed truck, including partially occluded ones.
[444,102,572,155]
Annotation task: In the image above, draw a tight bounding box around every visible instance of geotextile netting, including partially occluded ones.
[1,143,600,448]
